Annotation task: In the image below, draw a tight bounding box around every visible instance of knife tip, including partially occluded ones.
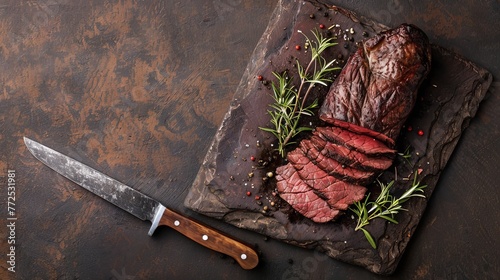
[23,136,33,147]
[23,137,38,155]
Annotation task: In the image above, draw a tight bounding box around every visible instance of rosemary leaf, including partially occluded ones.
[360,228,377,249]
[379,215,399,224]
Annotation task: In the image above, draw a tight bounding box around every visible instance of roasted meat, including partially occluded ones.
[276,24,432,223]
[319,24,432,139]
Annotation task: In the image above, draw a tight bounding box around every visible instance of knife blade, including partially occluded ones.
[24,137,259,270]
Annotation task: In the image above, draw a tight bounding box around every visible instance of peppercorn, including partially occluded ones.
[257,75,263,81]
[418,129,424,136]
[295,45,301,50]
[319,24,325,29]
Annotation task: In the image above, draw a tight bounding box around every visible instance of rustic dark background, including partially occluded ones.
[0,0,498,279]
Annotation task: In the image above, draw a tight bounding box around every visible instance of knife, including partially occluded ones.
[23,137,259,270]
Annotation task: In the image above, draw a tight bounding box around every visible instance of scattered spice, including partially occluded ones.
[246,191,251,196]
[254,195,260,200]
[418,129,424,136]
[319,24,325,29]
[250,156,256,161]
[295,45,301,50]
[407,125,413,132]
[257,75,263,81]
[266,172,274,178]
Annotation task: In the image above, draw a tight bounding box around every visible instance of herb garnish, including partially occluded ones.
[350,172,427,249]
[397,145,412,165]
[260,29,340,157]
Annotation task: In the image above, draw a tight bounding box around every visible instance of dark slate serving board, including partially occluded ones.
[184,0,492,274]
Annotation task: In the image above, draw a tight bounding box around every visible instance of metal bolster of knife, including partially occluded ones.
[148,204,166,236]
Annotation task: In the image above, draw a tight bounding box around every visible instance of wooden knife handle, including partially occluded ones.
[158,207,259,270]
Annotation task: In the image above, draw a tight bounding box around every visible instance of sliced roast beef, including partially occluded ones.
[316,126,395,156]
[321,118,395,148]
[299,139,376,184]
[276,24,431,223]
[276,161,366,223]
[309,135,393,172]
[276,163,341,223]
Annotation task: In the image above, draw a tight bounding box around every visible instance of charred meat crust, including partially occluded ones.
[320,23,431,140]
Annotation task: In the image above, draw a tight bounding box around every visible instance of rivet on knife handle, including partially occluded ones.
[158,207,259,270]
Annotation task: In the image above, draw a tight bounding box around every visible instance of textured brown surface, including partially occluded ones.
[184,1,492,274]
[0,0,498,279]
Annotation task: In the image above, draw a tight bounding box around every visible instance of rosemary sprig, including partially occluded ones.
[350,172,427,249]
[397,145,412,165]
[260,29,340,157]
